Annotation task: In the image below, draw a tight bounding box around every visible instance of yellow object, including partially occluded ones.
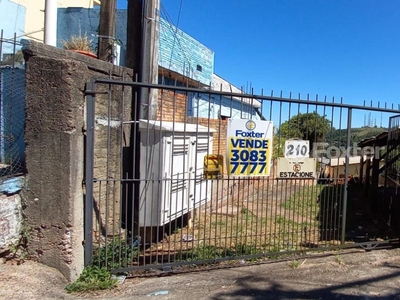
[204,155,223,179]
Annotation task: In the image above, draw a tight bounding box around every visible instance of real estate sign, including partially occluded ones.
[227,119,273,176]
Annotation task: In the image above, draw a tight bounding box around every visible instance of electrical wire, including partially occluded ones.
[159,1,196,82]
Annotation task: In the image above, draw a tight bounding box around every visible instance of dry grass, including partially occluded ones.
[148,183,325,262]
[62,34,94,52]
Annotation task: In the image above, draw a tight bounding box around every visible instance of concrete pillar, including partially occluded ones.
[21,39,133,281]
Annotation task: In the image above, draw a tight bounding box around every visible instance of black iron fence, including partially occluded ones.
[383,115,400,233]
[84,78,400,274]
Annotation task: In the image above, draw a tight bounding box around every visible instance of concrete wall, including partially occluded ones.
[21,39,133,281]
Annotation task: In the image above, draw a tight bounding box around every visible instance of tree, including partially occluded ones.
[277,112,331,148]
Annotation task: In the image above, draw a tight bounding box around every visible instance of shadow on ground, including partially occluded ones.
[211,265,400,300]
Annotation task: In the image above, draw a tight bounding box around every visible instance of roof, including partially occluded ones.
[328,156,364,166]
[358,131,388,147]
[139,120,216,133]
[208,74,262,108]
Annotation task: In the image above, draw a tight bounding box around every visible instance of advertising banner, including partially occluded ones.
[227,119,273,176]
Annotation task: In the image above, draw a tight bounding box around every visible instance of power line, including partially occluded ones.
[160,2,196,79]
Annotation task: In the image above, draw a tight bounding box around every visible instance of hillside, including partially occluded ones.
[326,126,387,147]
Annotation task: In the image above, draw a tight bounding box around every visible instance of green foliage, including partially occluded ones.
[273,136,286,159]
[178,244,220,261]
[240,207,256,222]
[288,259,302,269]
[326,126,386,148]
[211,219,226,227]
[93,237,138,269]
[277,112,331,148]
[232,243,258,256]
[335,254,345,265]
[241,207,250,214]
[282,185,323,219]
[178,242,260,262]
[65,266,118,293]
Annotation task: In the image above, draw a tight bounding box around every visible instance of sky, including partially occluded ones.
[117,0,400,128]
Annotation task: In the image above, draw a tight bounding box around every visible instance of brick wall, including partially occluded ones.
[157,90,188,123]
[157,89,230,172]
[187,117,227,155]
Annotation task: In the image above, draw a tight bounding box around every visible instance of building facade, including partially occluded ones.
[7,0,100,42]
[57,8,261,121]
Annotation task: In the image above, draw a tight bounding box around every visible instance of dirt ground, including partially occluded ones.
[2,246,400,300]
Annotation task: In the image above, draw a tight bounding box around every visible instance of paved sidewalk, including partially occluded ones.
[1,247,400,299]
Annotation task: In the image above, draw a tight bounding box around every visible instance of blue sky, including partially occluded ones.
[118,0,400,127]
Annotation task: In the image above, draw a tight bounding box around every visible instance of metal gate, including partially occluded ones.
[383,115,400,234]
[84,77,400,274]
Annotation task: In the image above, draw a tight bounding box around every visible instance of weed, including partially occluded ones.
[211,219,226,227]
[241,207,250,215]
[178,244,221,261]
[240,207,255,221]
[234,243,257,256]
[335,255,345,265]
[282,185,322,218]
[178,242,265,262]
[5,223,32,261]
[65,266,118,293]
[93,237,138,269]
[288,259,301,269]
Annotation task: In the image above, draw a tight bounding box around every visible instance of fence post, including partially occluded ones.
[341,108,352,244]
[84,79,96,266]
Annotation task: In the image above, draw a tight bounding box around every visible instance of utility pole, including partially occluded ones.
[124,0,160,238]
[124,0,144,237]
[98,0,117,61]
[126,0,159,119]
[126,0,143,73]
[142,0,160,120]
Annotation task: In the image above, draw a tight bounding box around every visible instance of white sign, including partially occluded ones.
[227,119,273,176]
[277,157,316,179]
[284,140,310,158]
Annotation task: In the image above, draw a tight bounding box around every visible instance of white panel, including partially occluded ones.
[139,124,214,227]
[165,135,191,221]
[190,135,213,209]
